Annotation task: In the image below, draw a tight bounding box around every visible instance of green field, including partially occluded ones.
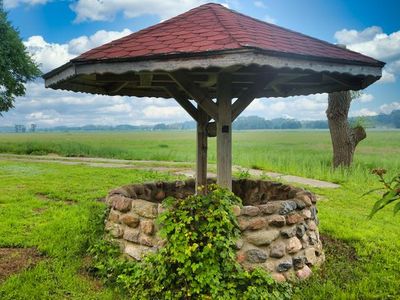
[0,130,399,299]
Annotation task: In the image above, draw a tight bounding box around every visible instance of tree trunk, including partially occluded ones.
[326,91,366,168]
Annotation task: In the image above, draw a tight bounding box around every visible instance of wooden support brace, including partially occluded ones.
[169,70,219,121]
[140,73,153,87]
[165,86,199,122]
[216,72,232,190]
[232,73,276,121]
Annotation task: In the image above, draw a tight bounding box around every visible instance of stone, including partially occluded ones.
[310,207,319,224]
[280,226,297,239]
[131,199,158,218]
[268,215,286,227]
[305,247,317,266]
[279,201,297,215]
[294,199,306,210]
[246,229,280,246]
[270,241,286,258]
[245,249,267,263]
[236,251,246,263]
[112,196,132,212]
[296,265,312,280]
[292,256,306,270]
[123,228,140,243]
[241,206,260,216]
[120,214,140,228]
[140,220,154,235]
[286,237,303,254]
[124,243,152,261]
[139,234,156,247]
[295,193,312,206]
[308,231,318,245]
[277,261,292,272]
[154,190,166,201]
[271,273,286,282]
[258,202,281,215]
[301,209,312,220]
[232,205,241,216]
[108,210,120,222]
[296,224,307,238]
[307,220,317,231]
[235,239,244,250]
[286,213,304,225]
[157,203,167,214]
[110,225,123,238]
[238,218,249,231]
[247,218,267,230]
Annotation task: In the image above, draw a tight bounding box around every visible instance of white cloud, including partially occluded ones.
[350,108,378,117]
[3,0,49,9]
[334,26,400,84]
[24,29,132,72]
[355,93,374,103]
[70,0,207,23]
[244,94,328,120]
[253,1,266,8]
[263,15,276,24]
[379,102,400,114]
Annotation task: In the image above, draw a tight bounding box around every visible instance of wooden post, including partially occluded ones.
[216,72,232,190]
[196,107,208,193]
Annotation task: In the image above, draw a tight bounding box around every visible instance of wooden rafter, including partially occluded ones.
[140,73,153,87]
[169,70,218,121]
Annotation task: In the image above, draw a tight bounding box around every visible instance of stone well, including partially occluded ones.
[105,179,324,281]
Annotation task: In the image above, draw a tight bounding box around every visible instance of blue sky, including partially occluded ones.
[1,0,399,127]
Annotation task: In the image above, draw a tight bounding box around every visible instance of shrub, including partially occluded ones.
[90,185,292,299]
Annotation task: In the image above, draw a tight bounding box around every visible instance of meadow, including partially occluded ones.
[0,130,399,299]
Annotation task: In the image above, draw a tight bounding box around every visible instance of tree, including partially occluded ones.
[0,3,41,114]
[326,91,366,168]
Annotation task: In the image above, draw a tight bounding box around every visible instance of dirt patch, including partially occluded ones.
[320,234,358,262]
[0,247,43,282]
[35,193,77,205]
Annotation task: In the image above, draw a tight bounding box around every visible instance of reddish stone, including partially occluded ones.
[112,196,132,212]
[247,218,267,230]
[286,213,304,225]
[120,214,140,228]
[268,215,286,227]
[241,206,260,216]
[140,220,155,235]
[296,265,312,280]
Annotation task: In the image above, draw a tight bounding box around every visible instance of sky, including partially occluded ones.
[1,0,400,127]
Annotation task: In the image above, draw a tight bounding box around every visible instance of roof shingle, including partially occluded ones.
[73,3,383,66]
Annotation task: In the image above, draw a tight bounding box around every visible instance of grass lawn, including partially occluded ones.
[0,130,399,299]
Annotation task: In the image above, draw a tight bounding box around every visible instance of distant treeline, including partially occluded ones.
[1,110,399,133]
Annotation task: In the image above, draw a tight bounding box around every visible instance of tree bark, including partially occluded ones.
[326,91,366,168]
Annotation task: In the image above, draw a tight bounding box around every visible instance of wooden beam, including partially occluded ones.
[165,86,199,122]
[169,70,219,121]
[216,72,232,190]
[196,107,208,194]
[140,73,153,87]
[232,73,276,121]
[105,82,130,94]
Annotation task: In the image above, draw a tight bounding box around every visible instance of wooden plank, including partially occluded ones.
[165,86,199,121]
[169,70,219,121]
[196,107,208,194]
[216,72,232,190]
[232,73,276,121]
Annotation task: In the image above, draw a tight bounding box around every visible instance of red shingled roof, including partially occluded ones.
[73,3,383,67]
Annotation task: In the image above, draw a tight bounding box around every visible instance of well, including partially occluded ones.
[105,179,324,281]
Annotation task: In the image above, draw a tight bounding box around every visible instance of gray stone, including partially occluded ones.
[305,247,317,266]
[292,256,306,270]
[294,199,306,210]
[235,239,244,250]
[246,249,267,263]
[279,201,297,215]
[110,225,123,238]
[308,231,318,245]
[241,206,260,216]
[310,206,319,224]
[277,261,293,272]
[124,243,153,261]
[246,229,280,246]
[280,226,297,238]
[270,241,286,258]
[296,224,307,238]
